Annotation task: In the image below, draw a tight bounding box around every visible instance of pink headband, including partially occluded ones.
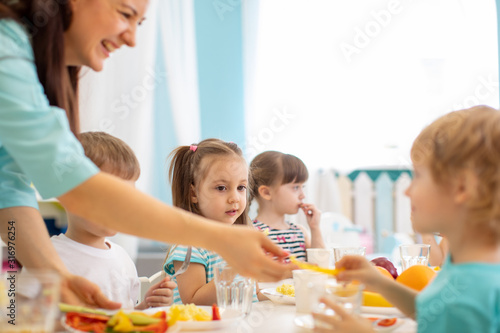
[190,145,198,152]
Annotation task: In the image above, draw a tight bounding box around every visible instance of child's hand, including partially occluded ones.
[138,276,177,309]
[300,203,321,230]
[312,297,374,333]
[335,255,386,292]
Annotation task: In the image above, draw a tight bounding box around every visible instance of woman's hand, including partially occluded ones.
[60,274,121,309]
[335,255,386,292]
[214,226,294,281]
[136,277,177,309]
[312,297,374,333]
[300,203,321,229]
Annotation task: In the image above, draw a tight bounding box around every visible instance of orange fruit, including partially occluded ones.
[396,265,436,291]
[376,266,394,280]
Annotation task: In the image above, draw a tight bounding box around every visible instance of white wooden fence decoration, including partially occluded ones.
[353,172,375,235]
[394,173,412,235]
[337,175,353,220]
[316,169,413,254]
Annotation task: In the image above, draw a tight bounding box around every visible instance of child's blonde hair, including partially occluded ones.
[79,131,140,180]
[168,138,250,226]
[411,105,500,242]
[249,151,309,202]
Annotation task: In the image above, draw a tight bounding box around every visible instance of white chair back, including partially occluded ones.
[320,212,363,249]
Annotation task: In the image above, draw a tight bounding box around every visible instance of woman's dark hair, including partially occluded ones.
[0,0,80,136]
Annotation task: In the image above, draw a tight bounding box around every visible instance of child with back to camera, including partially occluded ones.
[313,106,500,333]
[51,132,176,309]
[163,139,263,305]
[250,151,325,262]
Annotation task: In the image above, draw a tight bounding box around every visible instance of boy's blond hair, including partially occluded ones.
[411,105,500,241]
[79,132,140,180]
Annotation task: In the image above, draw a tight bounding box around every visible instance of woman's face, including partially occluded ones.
[64,0,148,71]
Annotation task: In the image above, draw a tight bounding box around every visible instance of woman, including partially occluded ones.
[0,0,290,308]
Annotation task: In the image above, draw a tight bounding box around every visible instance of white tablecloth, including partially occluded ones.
[228,300,417,333]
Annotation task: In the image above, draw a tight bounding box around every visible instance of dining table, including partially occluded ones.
[56,281,417,333]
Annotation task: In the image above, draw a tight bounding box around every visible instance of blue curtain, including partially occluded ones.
[149,1,248,203]
[150,10,177,205]
[193,0,246,146]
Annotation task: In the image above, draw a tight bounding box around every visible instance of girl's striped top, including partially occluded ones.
[252,220,307,261]
[164,245,258,304]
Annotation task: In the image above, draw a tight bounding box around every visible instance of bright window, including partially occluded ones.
[246,0,499,171]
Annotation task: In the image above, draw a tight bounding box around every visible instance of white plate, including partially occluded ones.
[362,306,404,316]
[61,312,180,333]
[261,288,295,305]
[61,306,242,332]
[295,314,404,332]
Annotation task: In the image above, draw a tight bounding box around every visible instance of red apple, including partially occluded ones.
[371,257,398,279]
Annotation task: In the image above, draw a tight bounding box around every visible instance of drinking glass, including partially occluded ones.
[306,248,333,268]
[333,247,366,263]
[0,270,61,333]
[399,244,430,271]
[314,282,364,329]
[214,263,254,316]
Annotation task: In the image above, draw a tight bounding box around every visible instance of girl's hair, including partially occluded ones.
[168,138,250,226]
[249,151,308,202]
[411,105,500,242]
[79,132,141,181]
[0,0,81,136]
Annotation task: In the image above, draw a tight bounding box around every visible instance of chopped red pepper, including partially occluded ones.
[66,312,110,323]
[212,304,221,321]
[132,321,168,333]
[377,318,397,327]
[65,312,110,332]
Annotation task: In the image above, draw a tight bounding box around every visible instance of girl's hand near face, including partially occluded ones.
[300,203,321,229]
[299,203,326,248]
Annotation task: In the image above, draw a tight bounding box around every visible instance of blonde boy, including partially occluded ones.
[314,106,500,332]
[51,132,176,309]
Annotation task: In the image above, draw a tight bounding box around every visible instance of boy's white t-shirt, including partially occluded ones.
[51,234,140,309]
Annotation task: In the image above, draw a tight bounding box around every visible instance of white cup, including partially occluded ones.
[293,270,327,314]
[306,248,333,268]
